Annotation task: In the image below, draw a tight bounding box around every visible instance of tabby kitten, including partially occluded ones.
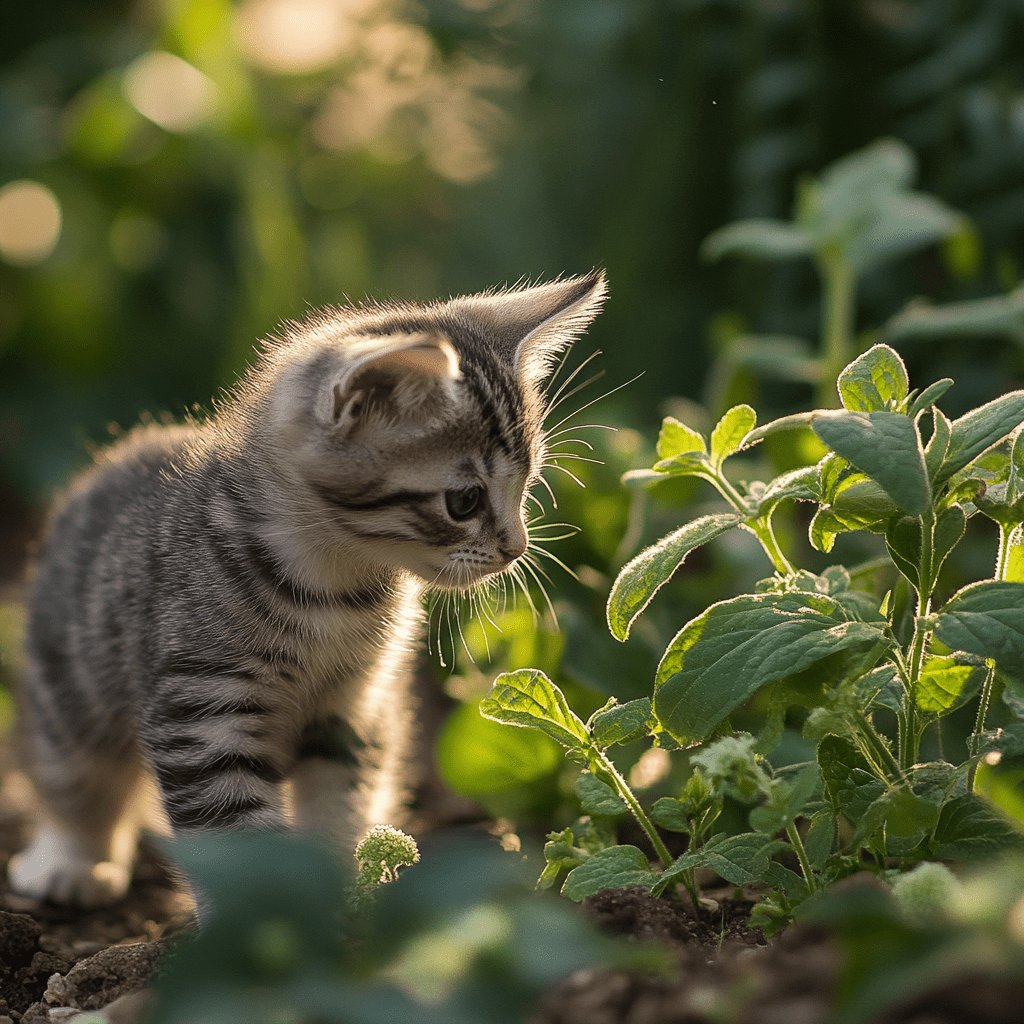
[9,271,607,909]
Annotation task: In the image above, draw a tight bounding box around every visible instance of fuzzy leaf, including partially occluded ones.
[480,670,589,749]
[929,795,1024,860]
[908,379,955,419]
[607,513,743,641]
[817,735,886,822]
[656,416,706,460]
[812,410,930,515]
[574,773,628,818]
[561,846,659,902]
[912,656,986,717]
[935,391,1024,485]
[590,698,653,748]
[653,593,886,746]
[837,344,909,413]
[710,405,756,470]
[933,581,1024,682]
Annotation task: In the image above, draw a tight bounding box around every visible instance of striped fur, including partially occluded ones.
[8,272,606,910]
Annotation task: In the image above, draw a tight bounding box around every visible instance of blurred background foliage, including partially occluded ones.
[2,0,1024,824]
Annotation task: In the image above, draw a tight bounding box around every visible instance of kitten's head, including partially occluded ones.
[263,271,607,590]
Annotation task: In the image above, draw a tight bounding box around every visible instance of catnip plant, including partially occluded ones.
[481,343,1024,932]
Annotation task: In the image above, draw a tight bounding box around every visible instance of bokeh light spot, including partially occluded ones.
[0,180,62,267]
[234,0,356,75]
[123,52,216,133]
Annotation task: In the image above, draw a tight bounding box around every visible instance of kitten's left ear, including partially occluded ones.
[454,270,607,388]
[328,332,461,429]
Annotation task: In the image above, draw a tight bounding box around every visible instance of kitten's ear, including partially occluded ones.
[455,270,607,387]
[326,332,460,429]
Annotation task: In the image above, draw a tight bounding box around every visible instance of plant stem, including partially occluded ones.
[818,253,856,407]
[968,663,998,794]
[785,822,817,894]
[593,749,701,912]
[595,750,674,869]
[706,471,794,576]
[854,711,904,784]
[749,517,796,576]
[995,523,1022,581]
[900,510,936,769]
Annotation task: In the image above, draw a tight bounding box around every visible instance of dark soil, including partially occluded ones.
[4,748,1024,1024]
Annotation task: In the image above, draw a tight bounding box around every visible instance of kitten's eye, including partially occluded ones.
[445,486,483,521]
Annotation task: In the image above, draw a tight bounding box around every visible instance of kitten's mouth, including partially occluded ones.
[429,558,511,590]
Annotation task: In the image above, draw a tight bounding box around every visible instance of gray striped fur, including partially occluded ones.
[9,272,607,909]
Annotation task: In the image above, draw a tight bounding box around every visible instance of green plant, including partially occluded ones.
[701,137,968,410]
[151,830,651,1024]
[481,341,1024,932]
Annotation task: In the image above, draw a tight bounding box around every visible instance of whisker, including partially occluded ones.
[519,555,559,628]
[548,437,595,451]
[544,371,644,437]
[535,473,559,509]
[542,349,603,419]
[544,452,603,465]
[544,369,606,424]
[529,543,581,582]
[544,422,617,441]
[544,463,586,488]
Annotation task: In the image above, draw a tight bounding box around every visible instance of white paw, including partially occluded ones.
[8,831,131,908]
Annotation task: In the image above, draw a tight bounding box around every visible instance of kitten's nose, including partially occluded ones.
[499,524,529,564]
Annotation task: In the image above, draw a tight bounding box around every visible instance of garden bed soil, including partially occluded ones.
[2,789,1024,1024]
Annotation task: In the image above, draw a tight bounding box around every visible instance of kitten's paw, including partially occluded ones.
[8,833,131,908]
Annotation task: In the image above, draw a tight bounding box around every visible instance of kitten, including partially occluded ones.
[8,271,607,909]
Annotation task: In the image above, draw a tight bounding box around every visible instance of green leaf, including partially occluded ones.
[710,404,756,470]
[691,732,772,803]
[606,513,743,641]
[932,503,967,579]
[574,772,628,818]
[933,581,1024,682]
[837,344,909,413]
[590,698,653,748]
[560,845,659,902]
[698,832,789,886]
[805,808,837,869]
[844,190,963,276]
[935,390,1024,485]
[650,797,692,834]
[537,828,588,890]
[817,735,887,821]
[883,287,1024,348]
[762,861,810,901]
[930,795,1024,860]
[650,773,721,836]
[907,379,954,419]
[756,466,821,514]
[924,407,952,482]
[912,656,986,717]
[700,218,814,262]
[852,788,940,849]
[885,504,966,594]
[653,593,886,746]
[885,516,924,590]
[656,416,706,460]
[974,721,1024,758]
[741,411,816,448]
[812,410,930,515]
[479,670,589,749]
